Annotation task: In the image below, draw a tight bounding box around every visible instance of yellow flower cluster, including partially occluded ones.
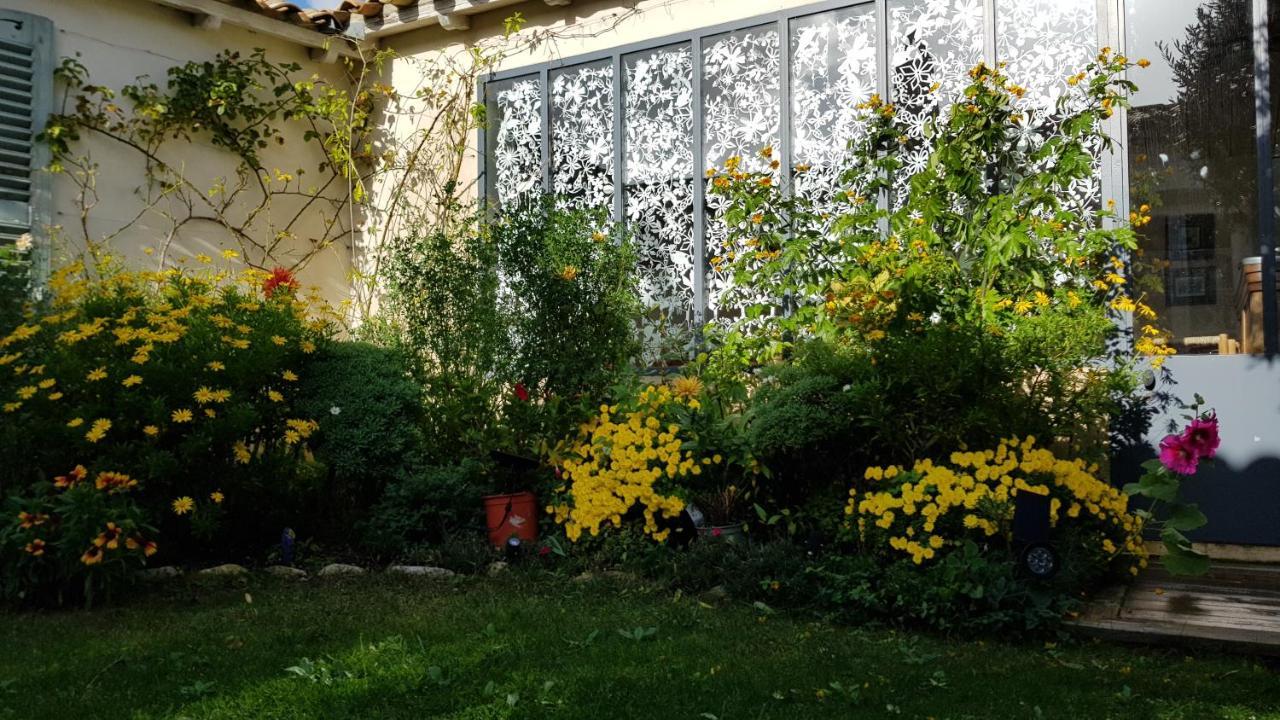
[847,438,1147,573]
[551,383,720,542]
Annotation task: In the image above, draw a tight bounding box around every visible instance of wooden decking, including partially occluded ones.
[1070,562,1280,655]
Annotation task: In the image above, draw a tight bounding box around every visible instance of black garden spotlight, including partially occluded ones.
[1012,490,1059,580]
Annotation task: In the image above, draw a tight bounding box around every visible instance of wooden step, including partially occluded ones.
[1069,562,1280,656]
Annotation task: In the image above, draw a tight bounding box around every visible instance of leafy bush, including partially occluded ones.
[0,463,154,606]
[811,543,1073,634]
[0,258,332,581]
[360,459,489,557]
[492,199,640,419]
[383,217,507,460]
[384,201,641,467]
[294,341,428,542]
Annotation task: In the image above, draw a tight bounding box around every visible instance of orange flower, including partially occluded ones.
[24,539,45,556]
[263,267,299,298]
[80,546,103,566]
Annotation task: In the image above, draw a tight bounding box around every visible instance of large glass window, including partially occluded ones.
[702,25,782,320]
[550,61,614,211]
[790,5,879,212]
[485,75,543,210]
[481,0,1111,356]
[1126,0,1259,355]
[623,43,697,361]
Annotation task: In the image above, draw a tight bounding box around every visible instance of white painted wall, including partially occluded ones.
[7,0,356,309]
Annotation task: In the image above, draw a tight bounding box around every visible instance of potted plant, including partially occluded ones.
[483,449,541,549]
[690,485,749,542]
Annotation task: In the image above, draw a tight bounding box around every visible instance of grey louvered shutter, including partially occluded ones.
[0,10,52,262]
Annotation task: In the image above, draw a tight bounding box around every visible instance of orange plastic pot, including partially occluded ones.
[483,491,538,548]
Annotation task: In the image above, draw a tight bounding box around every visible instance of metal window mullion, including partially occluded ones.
[692,36,707,329]
[1106,0,1136,346]
[983,0,996,66]
[613,54,625,226]
[779,17,792,194]
[875,0,890,236]
[477,79,490,212]
[1254,0,1278,355]
[540,67,551,196]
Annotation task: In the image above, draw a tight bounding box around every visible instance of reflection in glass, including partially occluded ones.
[1126,0,1259,355]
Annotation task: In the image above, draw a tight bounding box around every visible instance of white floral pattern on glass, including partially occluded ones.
[996,0,1099,210]
[702,25,781,318]
[488,76,543,208]
[790,5,879,214]
[624,44,697,362]
[551,61,615,210]
[888,0,985,204]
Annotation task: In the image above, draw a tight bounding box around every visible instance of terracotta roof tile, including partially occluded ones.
[227,0,434,34]
[215,0,387,35]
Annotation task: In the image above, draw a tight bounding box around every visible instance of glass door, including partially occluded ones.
[1120,0,1280,545]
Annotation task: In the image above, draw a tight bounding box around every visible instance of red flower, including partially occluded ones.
[514,382,530,402]
[1159,433,1199,476]
[711,527,723,538]
[538,545,551,557]
[1182,414,1220,459]
[263,267,299,298]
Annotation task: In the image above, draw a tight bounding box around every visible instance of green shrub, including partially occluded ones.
[360,459,489,557]
[492,199,640,420]
[811,543,1072,634]
[384,200,641,468]
[294,340,428,542]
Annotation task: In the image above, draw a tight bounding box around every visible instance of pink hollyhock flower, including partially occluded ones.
[514,382,530,402]
[1182,414,1220,459]
[1159,433,1199,476]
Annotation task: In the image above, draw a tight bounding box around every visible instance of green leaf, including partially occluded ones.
[1134,472,1179,502]
[1165,504,1208,532]
[1162,545,1211,576]
[1139,459,1165,473]
[1160,526,1192,550]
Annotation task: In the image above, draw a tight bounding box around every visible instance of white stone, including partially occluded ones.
[487,561,509,576]
[265,565,308,579]
[387,565,455,578]
[138,566,182,581]
[198,563,248,577]
[318,563,366,577]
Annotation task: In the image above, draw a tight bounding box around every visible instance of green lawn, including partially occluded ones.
[1,573,1277,720]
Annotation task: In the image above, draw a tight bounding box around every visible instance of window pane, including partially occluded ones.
[550,60,614,210]
[996,0,1099,211]
[1126,0,1258,355]
[702,24,782,320]
[486,75,543,209]
[623,43,697,362]
[790,4,878,212]
[888,0,985,204]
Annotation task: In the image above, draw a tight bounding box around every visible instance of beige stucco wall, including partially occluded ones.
[9,0,355,310]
